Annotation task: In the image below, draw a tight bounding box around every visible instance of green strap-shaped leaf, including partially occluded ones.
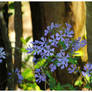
[34,59,46,69]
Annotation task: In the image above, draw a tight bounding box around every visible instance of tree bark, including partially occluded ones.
[0,4,14,90]
[30,2,45,41]
[70,2,88,62]
[14,2,23,90]
[86,2,92,64]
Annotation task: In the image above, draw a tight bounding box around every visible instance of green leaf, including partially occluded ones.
[46,71,51,78]
[21,37,31,45]
[62,84,76,90]
[24,54,32,62]
[34,59,46,69]
[21,83,40,90]
[54,83,63,90]
[46,71,56,90]
[49,77,56,90]
[43,56,52,68]
[68,57,78,64]
[74,80,83,87]
[21,48,28,53]
[25,36,31,42]
[22,68,35,81]
[47,56,52,61]
[84,84,92,89]
[21,37,27,45]
[8,3,14,9]
[43,61,49,68]
[58,41,66,50]
[85,75,90,83]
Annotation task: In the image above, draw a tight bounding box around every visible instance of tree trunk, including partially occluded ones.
[0,13,7,90]
[30,3,47,90]
[70,2,88,62]
[30,2,45,41]
[14,2,23,90]
[86,2,92,64]
[0,4,14,90]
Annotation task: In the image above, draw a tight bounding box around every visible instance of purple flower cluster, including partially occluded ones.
[15,68,23,83]
[0,47,6,63]
[64,23,74,38]
[8,72,12,79]
[8,68,23,83]
[67,63,92,77]
[27,38,55,59]
[68,64,78,74]
[35,69,46,83]
[56,50,69,69]
[72,37,87,51]
[49,63,56,72]
[82,64,92,77]
[44,22,61,36]
[27,22,87,83]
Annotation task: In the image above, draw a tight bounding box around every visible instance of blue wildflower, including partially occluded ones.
[51,22,55,30]
[80,40,87,47]
[49,63,56,72]
[82,71,87,77]
[82,64,92,77]
[72,37,81,51]
[8,72,12,79]
[0,59,2,63]
[56,33,60,37]
[40,45,54,58]
[59,30,63,34]
[72,37,87,52]
[68,64,78,74]
[50,22,61,30]
[33,57,36,62]
[56,33,61,41]
[44,30,49,36]
[17,73,23,83]
[49,38,58,47]
[54,23,61,28]
[64,29,74,38]
[27,47,33,54]
[8,72,12,75]
[40,37,46,42]
[57,54,69,69]
[50,34,54,39]
[0,47,6,63]
[65,23,72,31]
[56,50,65,57]
[35,69,46,83]
[15,68,23,83]
[47,26,50,30]
[0,48,6,59]
[56,30,65,41]
[64,38,71,50]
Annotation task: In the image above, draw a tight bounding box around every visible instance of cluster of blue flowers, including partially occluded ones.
[0,47,23,83]
[15,68,23,83]
[35,69,46,83]
[0,47,6,63]
[68,64,78,74]
[27,22,91,83]
[8,68,23,83]
[82,64,92,77]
